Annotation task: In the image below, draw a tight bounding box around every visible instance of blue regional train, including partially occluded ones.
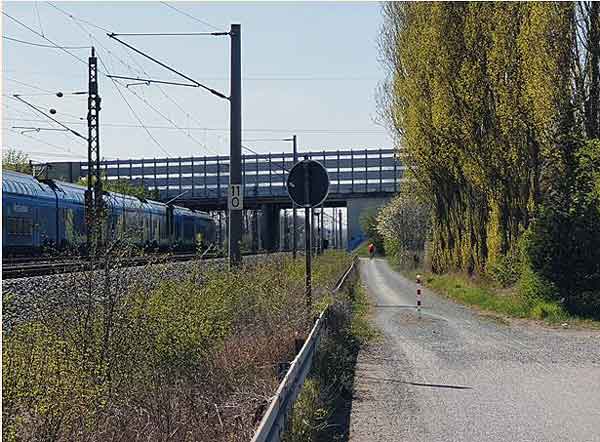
[2,170,216,256]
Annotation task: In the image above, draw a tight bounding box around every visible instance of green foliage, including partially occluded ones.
[76,177,159,200]
[359,208,385,253]
[2,148,32,174]
[426,273,532,318]
[518,252,559,302]
[353,241,371,258]
[3,252,352,440]
[283,380,325,442]
[486,250,521,288]
[423,272,568,322]
[522,140,600,318]
[285,272,377,442]
[378,3,599,316]
[376,183,430,268]
[530,301,568,323]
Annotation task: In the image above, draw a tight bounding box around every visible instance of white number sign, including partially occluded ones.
[228,184,243,210]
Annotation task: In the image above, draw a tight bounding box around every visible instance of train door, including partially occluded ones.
[32,206,41,248]
[166,205,174,245]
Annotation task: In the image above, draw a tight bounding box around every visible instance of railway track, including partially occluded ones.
[2,253,210,279]
[2,250,285,279]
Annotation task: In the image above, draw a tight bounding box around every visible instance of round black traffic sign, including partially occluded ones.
[287,159,330,207]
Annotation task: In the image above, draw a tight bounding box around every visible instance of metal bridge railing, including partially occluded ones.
[80,148,404,200]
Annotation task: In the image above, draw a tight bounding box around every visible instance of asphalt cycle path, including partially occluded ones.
[349,258,600,442]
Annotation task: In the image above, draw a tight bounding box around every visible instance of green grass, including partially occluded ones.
[284,274,378,441]
[400,268,574,324]
[353,241,371,258]
[399,266,600,329]
[424,273,533,318]
[2,251,353,441]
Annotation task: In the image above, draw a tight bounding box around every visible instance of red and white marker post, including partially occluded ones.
[416,274,422,318]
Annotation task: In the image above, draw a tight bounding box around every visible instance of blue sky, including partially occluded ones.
[2,1,391,162]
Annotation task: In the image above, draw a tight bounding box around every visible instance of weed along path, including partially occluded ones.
[349,258,600,442]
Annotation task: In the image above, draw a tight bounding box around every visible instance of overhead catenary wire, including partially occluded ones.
[44,4,227,158]
[159,1,222,32]
[120,82,221,156]
[52,8,220,158]
[110,32,229,36]
[107,33,229,100]
[6,127,84,155]
[16,3,173,158]
[47,2,112,34]
[4,78,55,93]
[3,35,89,49]
[2,147,87,160]
[100,35,221,158]
[48,3,145,77]
[2,12,89,67]
[4,118,385,133]
[11,95,87,141]
[34,1,44,36]
[97,54,173,158]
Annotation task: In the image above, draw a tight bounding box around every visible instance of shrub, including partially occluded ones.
[487,251,521,288]
[359,208,385,253]
[3,250,352,441]
[530,301,568,322]
[376,184,431,268]
[523,140,600,318]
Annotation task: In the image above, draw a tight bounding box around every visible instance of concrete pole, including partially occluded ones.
[228,23,242,268]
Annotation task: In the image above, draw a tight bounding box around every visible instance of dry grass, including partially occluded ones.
[2,248,351,441]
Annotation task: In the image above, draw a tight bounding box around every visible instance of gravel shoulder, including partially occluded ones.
[349,258,600,442]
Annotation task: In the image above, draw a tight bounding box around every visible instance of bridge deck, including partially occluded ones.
[78,148,403,206]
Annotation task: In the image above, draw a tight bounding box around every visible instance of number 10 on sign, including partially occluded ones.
[228,184,243,210]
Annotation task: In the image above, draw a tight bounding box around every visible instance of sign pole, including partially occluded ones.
[292,134,298,259]
[304,159,312,312]
[286,156,329,317]
[304,206,311,312]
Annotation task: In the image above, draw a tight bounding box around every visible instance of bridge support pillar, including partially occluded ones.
[346,197,391,251]
[260,204,280,252]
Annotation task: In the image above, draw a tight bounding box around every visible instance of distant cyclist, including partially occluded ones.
[368,243,375,259]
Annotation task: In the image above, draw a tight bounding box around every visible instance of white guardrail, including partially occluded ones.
[250,256,358,442]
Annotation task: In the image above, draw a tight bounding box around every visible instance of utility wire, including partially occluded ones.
[115,42,224,157]
[121,83,220,156]
[4,118,386,133]
[4,77,55,93]
[111,32,228,36]
[49,5,224,158]
[159,2,222,32]
[47,2,112,33]
[2,146,87,159]
[47,4,143,78]
[12,95,87,140]
[97,54,173,158]
[36,4,172,157]
[2,12,89,67]
[107,33,229,100]
[34,1,44,36]
[6,127,84,155]
[3,35,89,49]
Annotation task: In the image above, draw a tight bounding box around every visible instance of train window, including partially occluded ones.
[7,217,32,236]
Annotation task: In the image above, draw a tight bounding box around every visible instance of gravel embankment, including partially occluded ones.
[2,257,232,332]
